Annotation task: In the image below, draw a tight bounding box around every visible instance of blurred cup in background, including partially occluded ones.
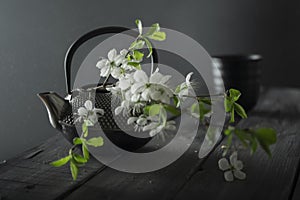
[212,54,263,111]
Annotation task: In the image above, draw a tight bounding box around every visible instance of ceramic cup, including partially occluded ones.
[212,54,263,111]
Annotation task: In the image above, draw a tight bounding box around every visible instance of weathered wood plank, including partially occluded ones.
[62,88,300,200]
[0,133,104,200]
[62,131,207,200]
[174,88,300,200]
[1,88,299,200]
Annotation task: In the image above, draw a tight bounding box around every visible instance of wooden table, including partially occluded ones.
[1,88,300,200]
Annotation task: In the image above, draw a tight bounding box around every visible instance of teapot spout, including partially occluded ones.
[37,92,71,131]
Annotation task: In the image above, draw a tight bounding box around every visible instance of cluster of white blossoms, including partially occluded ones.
[218,151,246,182]
[75,100,105,126]
[96,49,138,79]
[96,47,194,137]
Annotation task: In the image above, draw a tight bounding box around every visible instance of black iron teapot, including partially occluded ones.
[38,26,159,151]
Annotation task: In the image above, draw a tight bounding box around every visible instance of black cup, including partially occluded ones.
[212,54,263,111]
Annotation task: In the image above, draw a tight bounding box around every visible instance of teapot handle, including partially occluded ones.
[64,26,159,95]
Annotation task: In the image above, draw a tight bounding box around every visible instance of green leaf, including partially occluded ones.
[230,109,235,123]
[86,137,104,147]
[234,102,247,119]
[145,23,160,36]
[175,85,181,93]
[229,89,241,101]
[250,135,258,155]
[50,156,71,167]
[224,97,233,112]
[73,154,88,164]
[173,96,180,108]
[147,31,166,41]
[199,101,210,121]
[70,161,78,180]
[234,129,250,147]
[135,19,142,35]
[143,105,151,115]
[143,37,153,58]
[149,104,161,116]
[82,122,88,137]
[253,128,277,157]
[82,144,89,160]
[199,98,212,105]
[133,50,144,61]
[129,40,145,50]
[73,137,82,145]
[164,104,181,116]
[127,62,142,70]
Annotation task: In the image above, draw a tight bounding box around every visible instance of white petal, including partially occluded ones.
[88,113,98,124]
[136,118,147,126]
[119,79,131,90]
[218,158,231,171]
[149,72,163,83]
[162,85,174,97]
[160,75,172,84]
[134,70,148,83]
[233,170,246,180]
[108,48,117,61]
[96,59,108,69]
[150,89,161,101]
[100,66,111,77]
[124,91,132,101]
[115,106,123,115]
[185,72,193,85]
[143,122,158,131]
[78,107,88,116]
[114,55,125,66]
[120,49,128,56]
[111,67,122,79]
[224,171,234,182]
[234,160,244,170]
[230,151,238,166]
[131,93,140,102]
[127,117,137,125]
[121,100,129,108]
[84,100,93,110]
[131,82,145,94]
[141,89,150,101]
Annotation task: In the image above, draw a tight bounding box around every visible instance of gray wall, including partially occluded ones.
[0,0,299,160]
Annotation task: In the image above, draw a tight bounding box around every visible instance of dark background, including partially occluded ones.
[0,0,299,160]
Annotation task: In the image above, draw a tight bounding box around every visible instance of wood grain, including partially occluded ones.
[0,88,299,200]
[0,134,104,200]
[174,88,300,200]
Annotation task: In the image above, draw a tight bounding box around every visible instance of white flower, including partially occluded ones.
[131,69,173,103]
[96,49,128,78]
[143,117,176,137]
[114,100,130,116]
[176,72,193,99]
[76,100,104,126]
[218,151,246,182]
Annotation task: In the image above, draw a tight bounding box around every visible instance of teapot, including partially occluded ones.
[38,26,159,151]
